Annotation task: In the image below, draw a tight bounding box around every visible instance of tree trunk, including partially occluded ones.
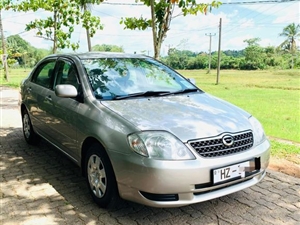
[150,1,173,59]
[53,9,58,54]
[84,5,92,52]
[86,26,92,52]
[0,10,9,81]
[150,0,159,59]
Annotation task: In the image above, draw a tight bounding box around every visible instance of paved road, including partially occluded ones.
[1,86,299,225]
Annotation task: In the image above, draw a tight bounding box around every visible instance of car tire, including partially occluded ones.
[85,143,120,208]
[22,109,40,145]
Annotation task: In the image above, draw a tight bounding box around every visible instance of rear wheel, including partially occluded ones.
[85,143,120,208]
[22,109,40,145]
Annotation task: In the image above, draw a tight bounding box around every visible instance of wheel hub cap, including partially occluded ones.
[87,154,107,198]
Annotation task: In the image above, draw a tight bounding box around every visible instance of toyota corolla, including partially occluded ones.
[19,52,270,208]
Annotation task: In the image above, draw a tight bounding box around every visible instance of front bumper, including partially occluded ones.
[110,139,270,207]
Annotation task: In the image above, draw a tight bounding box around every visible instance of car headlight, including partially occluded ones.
[249,116,266,146]
[128,131,195,160]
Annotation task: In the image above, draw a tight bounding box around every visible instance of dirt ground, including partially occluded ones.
[267,136,300,178]
[269,156,300,178]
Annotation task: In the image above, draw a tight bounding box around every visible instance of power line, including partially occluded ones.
[101,0,299,6]
[221,1,295,39]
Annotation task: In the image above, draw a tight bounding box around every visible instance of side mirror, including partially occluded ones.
[55,84,78,98]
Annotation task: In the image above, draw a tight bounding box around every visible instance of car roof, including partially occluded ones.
[46,52,150,60]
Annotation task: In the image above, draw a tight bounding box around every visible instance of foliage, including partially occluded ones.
[92,44,124,52]
[278,23,300,69]
[1,35,50,67]
[279,23,300,53]
[241,38,265,70]
[222,50,244,58]
[162,36,300,70]
[121,0,221,59]
[11,0,103,53]
[0,1,12,10]
[6,35,29,64]
[0,48,17,67]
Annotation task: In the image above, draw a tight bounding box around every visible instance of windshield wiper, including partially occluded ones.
[113,91,171,100]
[164,88,199,96]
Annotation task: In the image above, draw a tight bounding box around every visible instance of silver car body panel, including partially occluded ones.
[101,93,251,142]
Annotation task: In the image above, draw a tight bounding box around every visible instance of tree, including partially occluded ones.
[6,35,34,66]
[279,23,300,68]
[92,44,124,52]
[121,0,221,59]
[279,23,300,53]
[78,0,104,52]
[13,0,103,53]
[7,35,30,52]
[242,38,265,70]
[1,34,52,67]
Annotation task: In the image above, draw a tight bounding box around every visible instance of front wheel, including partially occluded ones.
[85,144,120,208]
[22,109,40,145]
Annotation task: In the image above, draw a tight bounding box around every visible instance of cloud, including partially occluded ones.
[240,1,299,24]
[239,18,255,28]
[2,9,53,49]
[260,38,277,47]
[223,34,252,50]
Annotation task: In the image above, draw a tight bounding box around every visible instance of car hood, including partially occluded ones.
[101,93,252,142]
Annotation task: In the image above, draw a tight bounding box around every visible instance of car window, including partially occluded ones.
[55,60,79,89]
[81,58,195,100]
[32,60,56,89]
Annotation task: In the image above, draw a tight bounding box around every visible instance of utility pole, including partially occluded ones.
[216,18,222,85]
[205,33,216,74]
[0,10,9,81]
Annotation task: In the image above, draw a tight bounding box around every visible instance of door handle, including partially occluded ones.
[45,96,52,102]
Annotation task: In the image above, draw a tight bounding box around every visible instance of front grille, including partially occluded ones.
[188,131,253,158]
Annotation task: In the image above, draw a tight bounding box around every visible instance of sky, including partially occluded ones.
[1,0,300,56]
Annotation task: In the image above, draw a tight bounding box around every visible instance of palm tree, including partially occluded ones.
[279,23,300,68]
[279,23,300,52]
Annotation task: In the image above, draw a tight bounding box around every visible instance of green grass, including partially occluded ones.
[1,68,300,162]
[0,68,31,88]
[269,140,300,164]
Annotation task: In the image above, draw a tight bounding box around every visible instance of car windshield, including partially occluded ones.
[81,57,197,100]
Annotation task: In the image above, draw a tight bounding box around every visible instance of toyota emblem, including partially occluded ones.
[222,135,234,146]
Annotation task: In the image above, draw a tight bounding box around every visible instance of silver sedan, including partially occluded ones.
[19,52,270,208]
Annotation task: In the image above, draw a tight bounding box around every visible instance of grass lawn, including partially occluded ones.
[0,68,31,88]
[1,68,300,163]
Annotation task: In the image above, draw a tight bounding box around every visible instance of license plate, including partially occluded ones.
[213,160,254,184]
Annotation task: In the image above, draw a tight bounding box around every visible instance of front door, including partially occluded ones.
[46,58,82,161]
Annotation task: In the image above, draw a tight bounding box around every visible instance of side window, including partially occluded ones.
[32,61,56,89]
[56,60,79,89]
